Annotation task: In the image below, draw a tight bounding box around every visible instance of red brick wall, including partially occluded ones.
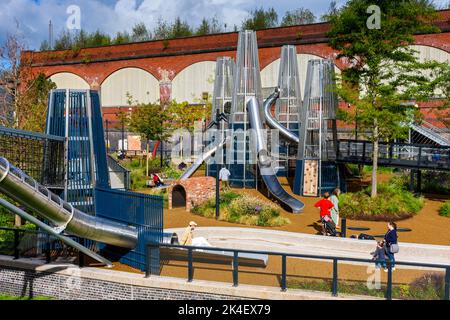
[21,10,450,88]
[168,177,216,212]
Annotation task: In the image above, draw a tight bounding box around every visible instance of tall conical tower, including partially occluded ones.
[227,30,263,188]
[274,45,302,177]
[206,57,235,177]
[294,59,340,196]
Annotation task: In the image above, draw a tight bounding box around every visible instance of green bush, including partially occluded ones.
[439,202,450,217]
[340,179,424,221]
[192,192,290,227]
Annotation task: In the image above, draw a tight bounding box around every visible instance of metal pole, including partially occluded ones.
[332,258,338,297]
[145,245,151,278]
[233,251,239,287]
[105,119,110,153]
[188,248,193,282]
[45,233,51,263]
[386,262,393,300]
[445,267,450,300]
[281,255,287,292]
[13,229,19,259]
[341,218,347,238]
[216,163,221,219]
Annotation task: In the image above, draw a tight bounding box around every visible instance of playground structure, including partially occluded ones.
[180,30,449,208]
[0,29,449,276]
[0,90,163,272]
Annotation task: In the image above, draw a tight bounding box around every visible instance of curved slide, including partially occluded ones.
[246,97,304,214]
[180,137,229,180]
[0,158,138,249]
[263,88,300,144]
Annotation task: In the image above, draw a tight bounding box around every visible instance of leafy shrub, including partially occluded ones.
[439,202,450,217]
[162,165,182,180]
[406,273,445,300]
[192,192,290,227]
[340,179,424,221]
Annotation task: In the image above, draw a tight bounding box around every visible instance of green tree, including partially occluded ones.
[113,31,131,44]
[17,73,56,132]
[132,23,152,42]
[329,0,445,198]
[166,100,207,133]
[128,102,172,176]
[242,7,278,30]
[320,1,341,22]
[281,8,316,26]
[196,17,223,35]
[53,30,73,50]
[171,17,193,38]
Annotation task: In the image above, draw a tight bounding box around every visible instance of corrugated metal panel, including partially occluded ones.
[50,72,90,90]
[171,61,216,103]
[261,54,341,99]
[410,45,450,63]
[101,68,160,107]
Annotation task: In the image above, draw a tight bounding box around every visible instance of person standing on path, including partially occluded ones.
[219,166,231,190]
[384,222,399,271]
[330,188,341,227]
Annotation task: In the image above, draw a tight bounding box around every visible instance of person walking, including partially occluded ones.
[330,188,341,227]
[219,166,231,190]
[384,222,399,271]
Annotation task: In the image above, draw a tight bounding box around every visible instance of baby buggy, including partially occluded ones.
[321,216,337,237]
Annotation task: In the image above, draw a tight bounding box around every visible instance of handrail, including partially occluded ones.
[0,125,65,142]
[146,242,450,300]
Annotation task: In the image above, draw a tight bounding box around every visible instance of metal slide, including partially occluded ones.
[263,88,300,144]
[0,158,138,250]
[247,97,305,214]
[180,137,229,180]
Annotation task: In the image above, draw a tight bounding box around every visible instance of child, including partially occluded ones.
[314,192,335,236]
[371,240,387,270]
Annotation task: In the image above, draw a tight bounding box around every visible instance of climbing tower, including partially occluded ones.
[46,89,110,214]
[273,45,302,177]
[228,30,263,188]
[294,60,340,196]
[207,56,235,177]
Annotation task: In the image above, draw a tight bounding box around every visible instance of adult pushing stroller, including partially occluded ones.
[321,216,337,237]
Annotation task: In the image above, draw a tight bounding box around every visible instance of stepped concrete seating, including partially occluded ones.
[166,227,450,270]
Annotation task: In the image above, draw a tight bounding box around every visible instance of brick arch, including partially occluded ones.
[415,36,450,54]
[48,71,90,90]
[171,60,217,103]
[99,66,160,86]
[100,67,161,107]
[168,177,216,212]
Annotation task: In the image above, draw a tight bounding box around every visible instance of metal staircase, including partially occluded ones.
[410,121,450,146]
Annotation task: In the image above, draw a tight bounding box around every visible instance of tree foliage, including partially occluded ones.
[329,0,446,197]
[241,7,279,30]
[281,8,316,26]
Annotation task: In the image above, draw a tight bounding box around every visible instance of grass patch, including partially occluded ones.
[346,164,395,177]
[287,272,445,300]
[340,178,424,221]
[439,202,450,217]
[192,191,290,227]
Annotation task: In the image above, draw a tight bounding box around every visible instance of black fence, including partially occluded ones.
[0,126,65,188]
[337,139,450,171]
[146,242,450,300]
[0,227,85,265]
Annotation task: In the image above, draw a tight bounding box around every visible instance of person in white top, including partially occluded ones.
[218,167,231,190]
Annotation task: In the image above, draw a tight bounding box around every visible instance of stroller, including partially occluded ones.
[321,216,337,237]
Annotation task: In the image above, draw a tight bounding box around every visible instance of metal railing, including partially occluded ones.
[146,242,450,300]
[0,227,84,265]
[337,139,450,171]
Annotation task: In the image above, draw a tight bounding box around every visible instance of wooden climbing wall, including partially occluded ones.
[303,160,319,196]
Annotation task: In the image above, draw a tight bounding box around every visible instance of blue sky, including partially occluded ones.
[1,0,449,51]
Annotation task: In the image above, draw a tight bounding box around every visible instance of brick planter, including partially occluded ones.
[168,177,216,212]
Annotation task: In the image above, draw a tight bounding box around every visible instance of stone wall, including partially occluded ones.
[168,177,216,212]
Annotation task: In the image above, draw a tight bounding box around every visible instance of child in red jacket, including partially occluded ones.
[315,192,335,235]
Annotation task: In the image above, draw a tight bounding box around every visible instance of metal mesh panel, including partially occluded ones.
[0,126,65,188]
[95,188,163,272]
